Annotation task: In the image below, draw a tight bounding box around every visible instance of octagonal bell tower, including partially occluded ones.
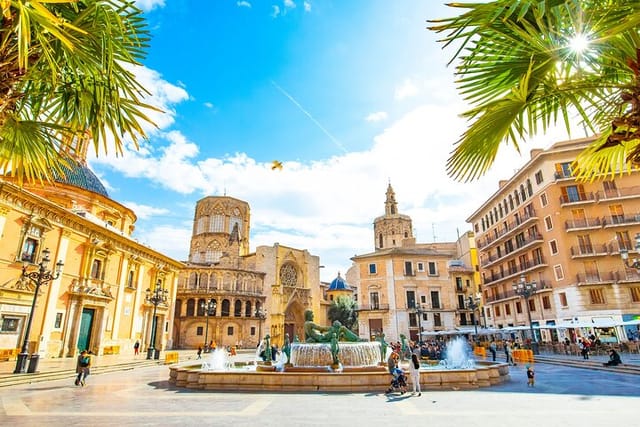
[373,183,413,250]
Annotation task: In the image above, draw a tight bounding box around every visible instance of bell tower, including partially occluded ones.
[373,183,413,250]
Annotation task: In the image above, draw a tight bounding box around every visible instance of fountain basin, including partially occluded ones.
[168,361,510,392]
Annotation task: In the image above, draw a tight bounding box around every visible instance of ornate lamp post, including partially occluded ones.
[255,307,267,342]
[512,274,539,355]
[200,299,217,351]
[145,285,168,360]
[466,294,481,336]
[14,248,64,374]
[620,232,640,271]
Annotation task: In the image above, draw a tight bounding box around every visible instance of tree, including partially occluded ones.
[1,0,157,183]
[327,295,358,331]
[429,1,640,182]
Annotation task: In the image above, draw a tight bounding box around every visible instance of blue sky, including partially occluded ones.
[88,0,575,281]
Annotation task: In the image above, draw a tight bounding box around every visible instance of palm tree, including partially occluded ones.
[1,0,157,183]
[429,1,640,182]
[328,295,358,331]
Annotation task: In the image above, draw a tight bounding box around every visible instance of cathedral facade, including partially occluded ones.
[173,196,325,350]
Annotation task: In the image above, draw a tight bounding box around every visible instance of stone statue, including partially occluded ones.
[330,332,340,367]
[294,335,300,343]
[283,333,292,365]
[400,334,410,360]
[303,310,362,343]
[264,334,272,363]
[377,332,388,364]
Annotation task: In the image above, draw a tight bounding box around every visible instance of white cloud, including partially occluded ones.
[135,0,165,12]
[394,79,419,100]
[365,111,388,122]
[121,202,170,220]
[284,0,296,9]
[303,1,311,12]
[237,1,251,8]
[271,5,281,18]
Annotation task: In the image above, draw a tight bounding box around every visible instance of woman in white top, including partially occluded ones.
[409,353,421,396]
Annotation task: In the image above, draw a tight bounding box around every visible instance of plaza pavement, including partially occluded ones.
[1,349,640,426]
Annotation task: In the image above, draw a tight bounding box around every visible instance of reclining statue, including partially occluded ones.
[303,309,362,343]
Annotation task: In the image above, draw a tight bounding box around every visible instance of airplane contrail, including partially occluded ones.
[270,80,347,153]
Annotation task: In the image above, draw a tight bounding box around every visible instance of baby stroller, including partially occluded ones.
[385,367,407,394]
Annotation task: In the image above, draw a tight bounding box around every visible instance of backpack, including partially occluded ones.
[79,356,90,367]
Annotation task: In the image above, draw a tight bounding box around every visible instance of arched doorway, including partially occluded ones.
[283,301,305,342]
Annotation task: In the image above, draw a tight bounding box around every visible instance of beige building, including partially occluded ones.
[0,138,183,361]
[349,184,477,343]
[173,196,325,350]
[467,137,640,343]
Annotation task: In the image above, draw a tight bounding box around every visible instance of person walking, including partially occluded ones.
[505,341,515,366]
[75,350,91,387]
[409,353,422,396]
[133,340,140,356]
[197,346,203,359]
[526,365,535,387]
[489,340,497,361]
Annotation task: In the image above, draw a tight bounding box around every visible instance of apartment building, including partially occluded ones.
[467,137,640,342]
[348,184,477,343]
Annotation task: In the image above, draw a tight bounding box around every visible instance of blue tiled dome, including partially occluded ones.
[328,273,351,291]
[53,161,109,197]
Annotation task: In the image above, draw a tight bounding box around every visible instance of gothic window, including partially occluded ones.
[245,302,252,317]
[186,299,195,316]
[229,215,242,235]
[210,214,224,232]
[378,233,383,248]
[280,264,297,286]
[189,272,198,289]
[199,273,209,289]
[221,299,231,316]
[234,300,242,317]
[196,216,207,234]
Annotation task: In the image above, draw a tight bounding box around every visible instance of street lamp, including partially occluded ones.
[145,284,169,360]
[14,248,64,374]
[255,307,267,342]
[512,274,539,355]
[466,294,481,336]
[620,232,640,271]
[413,304,425,342]
[199,299,217,351]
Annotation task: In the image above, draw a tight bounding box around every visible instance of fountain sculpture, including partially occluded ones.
[169,311,509,392]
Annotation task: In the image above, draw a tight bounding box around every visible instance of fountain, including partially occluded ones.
[169,312,509,391]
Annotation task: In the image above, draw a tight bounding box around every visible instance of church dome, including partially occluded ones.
[53,161,109,197]
[328,273,351,291]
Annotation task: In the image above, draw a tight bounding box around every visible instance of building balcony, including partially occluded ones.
[483,257,547,286]
[481,234,544,268]
[476,208,538,250]
[356,304,390,312]
[570,244,609,258]
[559,192,596,207]
[554,171,574,181]
[176,286,264,297]
[484,280,550,303]
[576,271,616,285]
[615,270,640,282]
[603,214,640,228]
[565,217,602,231]
[596,185,640,202]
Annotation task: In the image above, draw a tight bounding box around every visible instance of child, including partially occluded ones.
[526,365,535,387]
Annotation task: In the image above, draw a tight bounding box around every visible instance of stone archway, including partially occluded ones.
[283,300,305,342]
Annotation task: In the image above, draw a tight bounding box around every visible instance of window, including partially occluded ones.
[196,216,206,234]
[515,301,522,314]
[250,326,256,336]
[368,263,377,274]
[535,170,543,184]
[196,326,204,336]
[427,262,438,276]
[54,313,63,329]
[559,292,568,307]
[631,287,640,303]
[1,316,20,332]
[210,214,224,232]
[234,300,242,317]
[544,215,553,231]
[406,291,416,309]
[90,259,103,280]
[417,262,425,272]
[409,313,417,327]
[455,277,463,292]
[405,261,414,276]
[495,305,501,317]
[433,313,442,327]
[430,291,441,309]
[554,265,564,281]
[549,240,558,255]
[542,295,551,310]
[556,162,572,178]
[528,299,536,312]
[227,326,234,336]
[19,221,47,264]
[589,289,605,305]
[609,204,625,224]
[562,185,585,203]
[540,193,548,207]
[370,292,380,310]
[505,303,511,315]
